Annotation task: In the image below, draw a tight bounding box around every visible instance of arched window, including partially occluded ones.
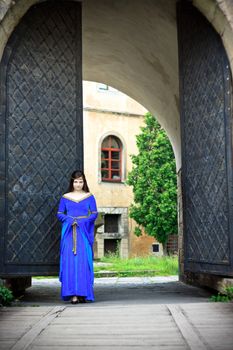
[101,135,122,182]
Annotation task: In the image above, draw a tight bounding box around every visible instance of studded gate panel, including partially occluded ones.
[0,1,83,276]
[177,3,233,275]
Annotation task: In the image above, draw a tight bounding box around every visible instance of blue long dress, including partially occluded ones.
[57,193,98,301]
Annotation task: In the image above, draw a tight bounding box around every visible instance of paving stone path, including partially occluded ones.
[0,276,233,349]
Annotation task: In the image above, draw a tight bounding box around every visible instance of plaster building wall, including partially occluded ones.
[83,81,156,258]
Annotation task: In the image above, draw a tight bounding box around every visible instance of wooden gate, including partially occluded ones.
[177,2,233,276]
[0,1,83,277]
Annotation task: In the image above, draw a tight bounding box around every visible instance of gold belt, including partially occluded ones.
[72,222,77,255]
[71,216,89,255]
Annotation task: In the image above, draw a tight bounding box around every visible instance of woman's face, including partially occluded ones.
[73,177,84,191]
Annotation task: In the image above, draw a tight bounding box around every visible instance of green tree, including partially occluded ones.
[127,113,177,253]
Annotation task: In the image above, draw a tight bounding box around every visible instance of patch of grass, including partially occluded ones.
[94,255,178,277]
[209,286,233,303]
[32,255,179,279]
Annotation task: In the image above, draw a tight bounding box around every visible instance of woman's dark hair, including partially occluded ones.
[68,170,90,193]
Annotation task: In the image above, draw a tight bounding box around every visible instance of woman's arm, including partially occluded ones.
[57,197,73,224]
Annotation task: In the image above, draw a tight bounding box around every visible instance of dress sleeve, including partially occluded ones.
[76,195,98,246]
[57,197,68,223]
[77,195,98,224]
[88,195,98,222]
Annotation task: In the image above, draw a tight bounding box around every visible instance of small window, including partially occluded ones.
[97,83,108,91]
[104,214,120,233]
[97,83,119,93]
[101,135,122,182]
[152,243,160,253]
[104,239,120,256]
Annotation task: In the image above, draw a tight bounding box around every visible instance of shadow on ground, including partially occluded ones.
[14,276,212,306]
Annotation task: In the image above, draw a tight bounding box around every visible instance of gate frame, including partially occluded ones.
[177,0,233,277]
[0,0,83,277]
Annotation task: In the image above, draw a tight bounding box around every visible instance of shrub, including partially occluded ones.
[209,286,233,302]
[0,285,14,306]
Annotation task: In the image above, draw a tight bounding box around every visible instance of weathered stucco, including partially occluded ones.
[82,0,179,168]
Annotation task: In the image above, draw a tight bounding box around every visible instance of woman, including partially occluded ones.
[57,170,98,304]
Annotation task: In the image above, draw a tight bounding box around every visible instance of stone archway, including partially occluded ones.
[0,0,233,289]
[0,0,233,167]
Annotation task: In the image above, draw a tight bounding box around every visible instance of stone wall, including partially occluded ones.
[95,207,129,259]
